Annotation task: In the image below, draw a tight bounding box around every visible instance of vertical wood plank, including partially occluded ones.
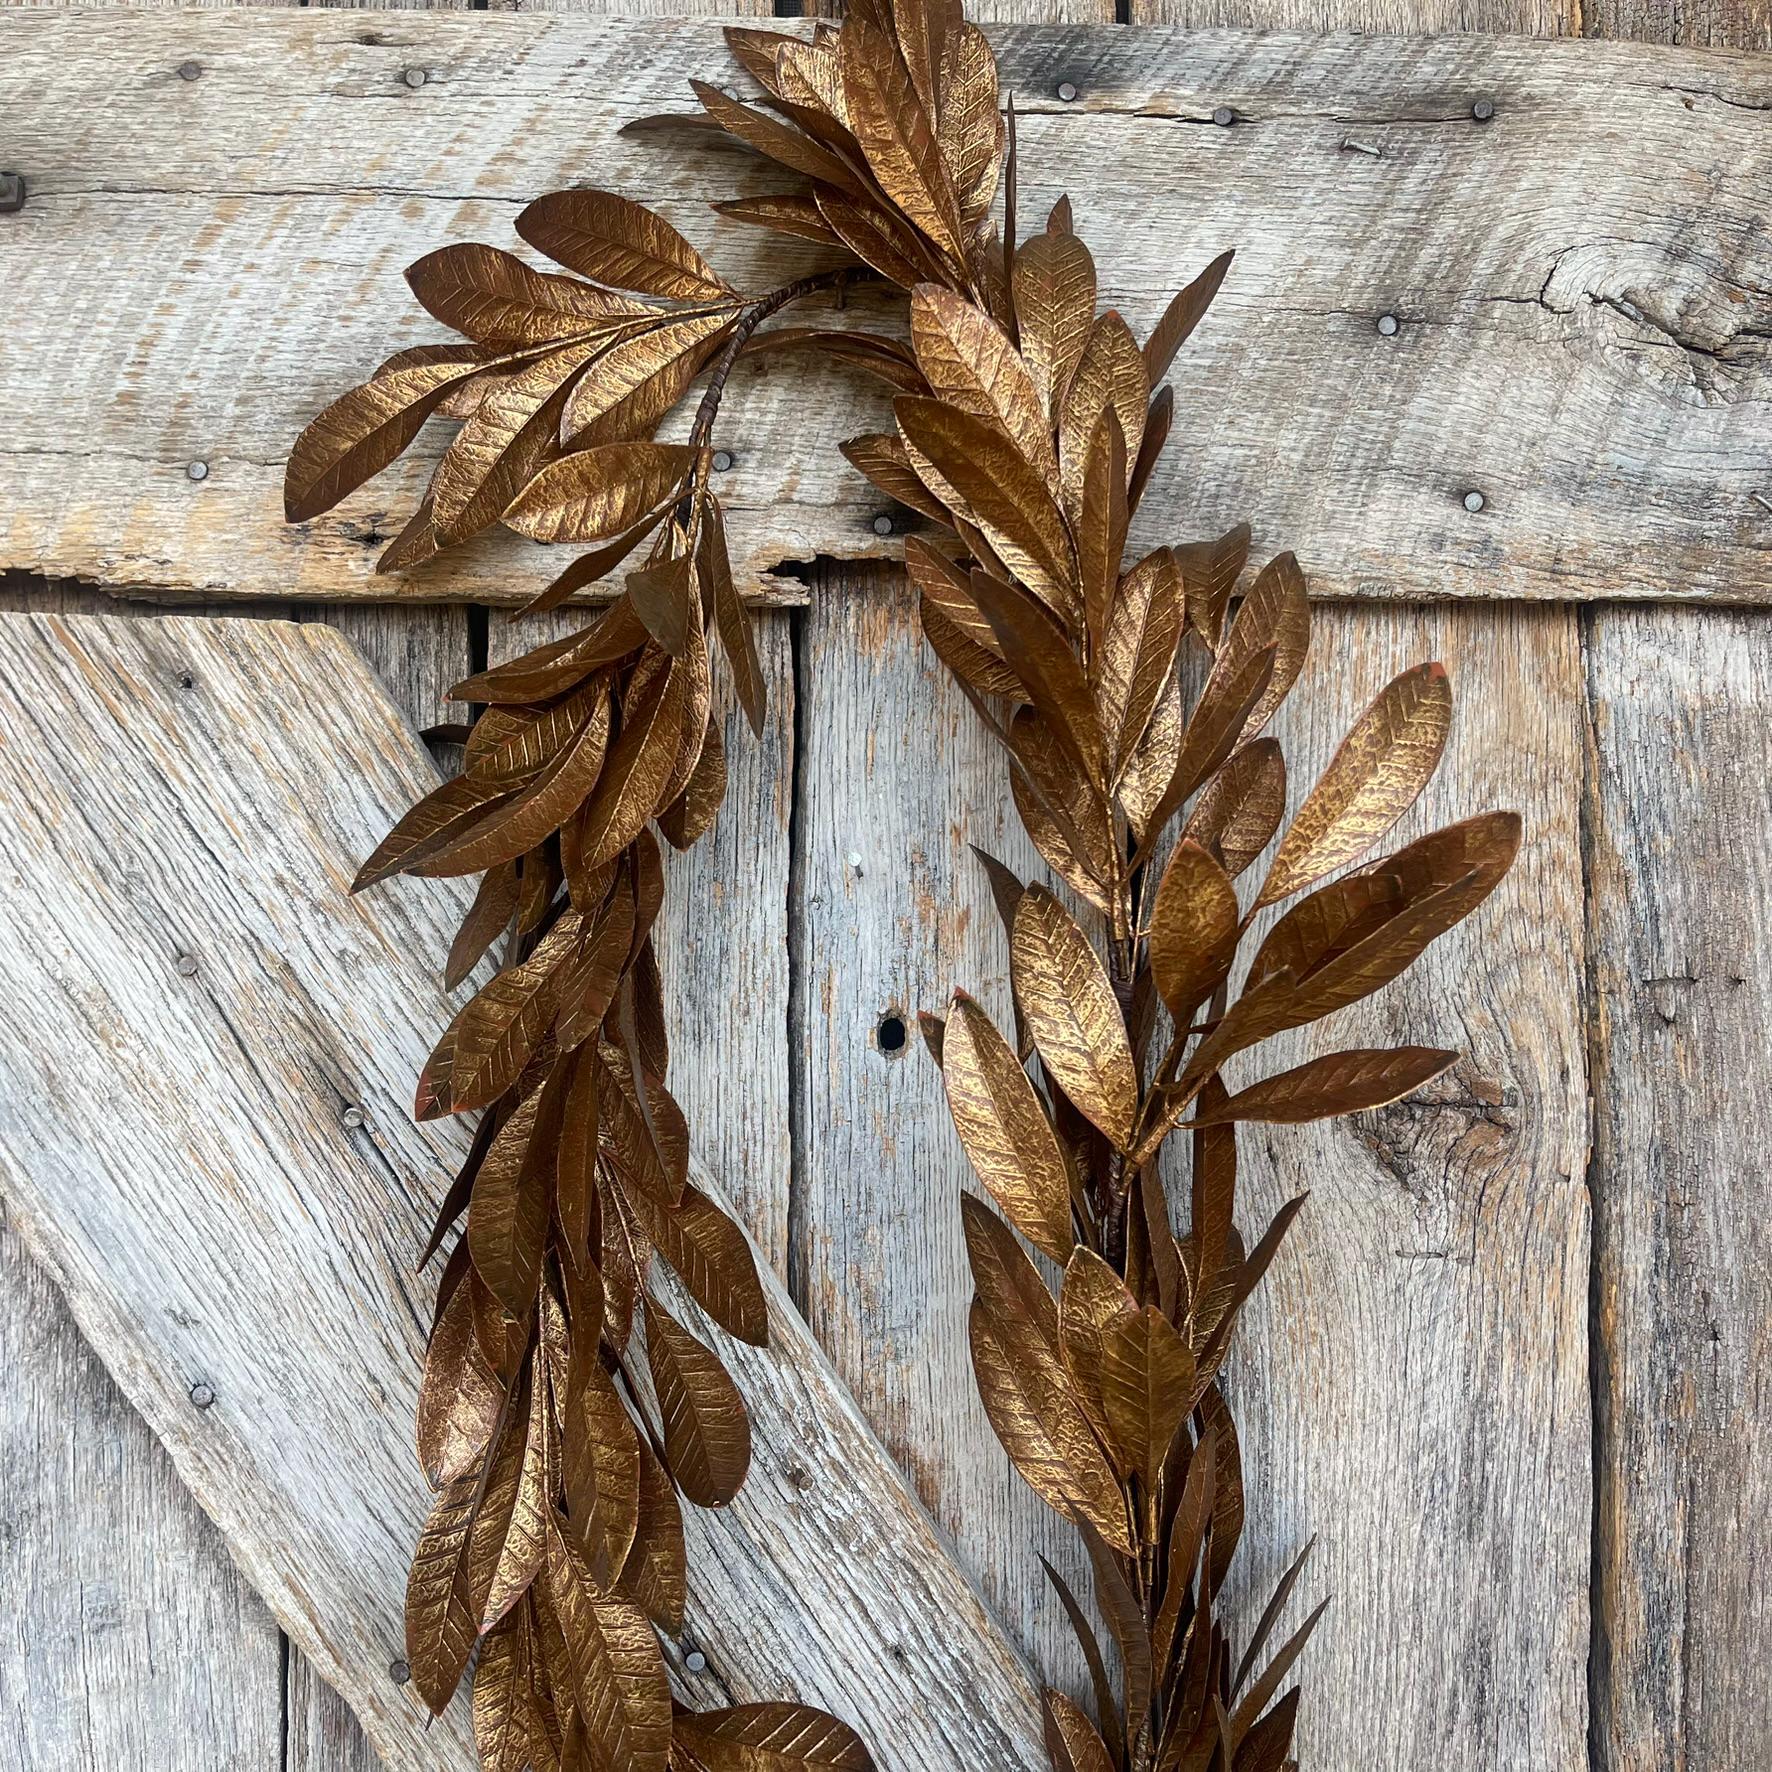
[1210,602,1590,1766]
[1585,607,1772,1772]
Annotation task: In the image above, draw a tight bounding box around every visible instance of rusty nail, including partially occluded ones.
[1463,490,1486,513]
[187,460,209,482]
[189,1381,216,1410]
[1056,81,1078,103]
[389,1659,411,1685]
[403,66,428,90]
[1472,97,1496,122]
[684,1649,709,1673]
[341,1105,366,1130]
[175,953,200,977]
[712,449,734,472]
[1342,138,1381,157]
[0,174,24,214]
[1376,313,1400,336]
[872,513,895,536]
[1212,106,1235,127]
[178,60,203,82]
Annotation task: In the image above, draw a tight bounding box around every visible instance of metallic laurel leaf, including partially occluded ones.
[560,310,738,445]
[618,1435,687,1633]
[1258,661,1453,908]
[700,497,768,739]
[1011,886,1138,1151]
[1141,249,1235,385]
[1215,551,1311,747]
[417,1268,504,1488]
[742,325,927,394]
[1181,738,1286,879]
[563,1360,642,1584]
[541,1523,673,1772]
[657,718,728,850]
[624,1179,769,1346]
[405,1466,480,1715]
[692,79,869,199]
[1011,229,1096,424]
[407,242,649,346]
[1095,547,1184,780]
[939,989,1074,1262]
[1097,1301,1196,1489]
[1059,312,1148,515]
[517,189,738,301]
[1057,1245,1134,1466]
[472,1606,560,1772]
[1173,522,1252,648]
[937,25,1002,226]
[1042,1689,1116,1772]
[840,432,955,526]
[1146,838,1239,1021]
[672,1702,876,1772]
[467,1088,551,1317]
[643,1295,752,1507]
[503,442,702,544]
[446,861,521,990]
[1193,1046,1458,1126]
[1006,709,1115,912]
[574,659,690,872]
[1078,411,1128,663]
[481,1352,556,1630]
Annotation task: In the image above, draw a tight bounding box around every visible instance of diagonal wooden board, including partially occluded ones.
[0,610,1046,1772]
[3,10,1769,608]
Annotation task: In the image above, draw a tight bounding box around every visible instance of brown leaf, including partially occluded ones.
[1060,311,1148,514]
[405,1465,480,1714]
[840,432,955,526]
[618,1435,686,1633]
[504,442,701,545]
[446,861,521,989]
[517,189,736,301]
[624,1180,769,1346]
[1096,548,1184,780]
[1098,1301,1195,1488]
[1007,709,1115,912]
[1057,1245,1135,1466]
[285,346,485,522]
[1042,1690,1115,1772]
[563,1360,642,1584]
[627,548,697,662]
[1147,839,1239,1021]
[937,24,1003,225]
[1078,411,1128,661]
[417,1269,504,1487]
[896,395,1078,620]
[541,1523,672,1772]
[1011,886,1138,1150]
[700,497,768,739]
[672,1703,875,1772]
[1012,230,1096,423]
[815,188,942,289]
[1174,524,1251,648]
[1257,662,1452,908]
[657,717,727,850]
[1214,552,1310,747]
[967,569,1101,774]
[908,283,1055,486]
[574,658,690,871]
[715,192,847,249]
[556,880,638,1053]
[643,1295,751,1506]
[468,1088,551,1317]
[1195,1046,1456,1125]
[1142,249,1234,384]
[692,79,870,199]
[473,1607,559,1772]
[938,988,1074,1262]
[407,242,648,346]
[482,1352,555,1629]
[1182,739,1286,878]
[561,310,737,445]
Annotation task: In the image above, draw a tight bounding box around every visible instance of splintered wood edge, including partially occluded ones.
[0,611,1045,1772]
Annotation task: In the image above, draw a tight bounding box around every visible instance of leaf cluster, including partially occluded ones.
[282,2,1519,1769]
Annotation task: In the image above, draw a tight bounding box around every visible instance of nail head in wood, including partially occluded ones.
[1463,490,1487,513]
[189,1381,216,1410]
[402,66,428,90]
[0,173,24,215]
[340,1105,366,1129]
[1056,81,1078,103]
[684,1649,709,1673]
[177,60,202,82]
[174,953,200,977]
[1472,97,1496,122]
[872,513,895,536]
[186,459,209,482]
[712,449,735,473]
[1212,106,1235,127]
[1377,313,1400,336]
[1343,138,1381,157]
[388,1659,410,1685]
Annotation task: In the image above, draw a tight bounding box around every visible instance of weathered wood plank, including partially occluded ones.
[797,592,1592,1760]
[1585,607,1772,1772]
[0,609,1045,1772]
[4,11,1769,606]
[488,607,798,1271]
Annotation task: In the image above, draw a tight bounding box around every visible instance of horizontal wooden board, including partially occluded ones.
[0,611,1046,1772]
[3,11,1769,606]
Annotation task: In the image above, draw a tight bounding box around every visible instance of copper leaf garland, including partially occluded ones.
[286,4,1517,1768]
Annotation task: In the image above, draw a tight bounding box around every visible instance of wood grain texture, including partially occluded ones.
[5,10,1770,607]
[0,609,1045,1772]
[1585,607,1772,1772]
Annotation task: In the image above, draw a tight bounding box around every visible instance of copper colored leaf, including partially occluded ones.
[938,989,1074,1262]
[468,1090,551,1317]
[504,443,701,544]
[657,717,727,849]
[1182,739,1286,879]
[541,1524,672,1772]
[700,497,768,739]
[937,24,1003,225]
[1011,886,1138,1150]
[575,659,690,871]
[517,189,736,301]
[1012,230,1096,423]
[564,1361,642,1583]
[1258,662,1452,908]
[417,1272,504,1488]
[1147,838,1239,1021]
[716,193,846,248]
[1142,249,1234,385]
[1060,312,1148,514]
[644,1296,752,1506]
[1174,524,1252,649]
[625,1180,769,1346]
[672,1703,875,1772]
[1197,1046,1456,1125]
[968,570,1102,775]
[482,1354,555,1629]
[1078,411,1128,661]
[618,1436,687,1633]
[285,347,485,522]
[1098,1302,1195,1488]
[404,1467,479,1715]
[561,310,737,444]
[1006,708,1114,912]
[1215,551,1310,747]
[896,396,1078,622]
[1042,1690,1115,1772]
[1057,1245,1135,1466]
[1096,547,1184,780]
[840,433,954,526]
[407,242,646,346]
[692,80,869,199]
[447,861,521,990]
[815,188,940,289]
[473,1607,559,1772]
[627,549,697,661]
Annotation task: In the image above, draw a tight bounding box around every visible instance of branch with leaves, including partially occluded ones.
[284,3,1517,1769]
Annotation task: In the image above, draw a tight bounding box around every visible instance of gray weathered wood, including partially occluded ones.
[1585,606,1772,1772]
[4,10,1769,607]
[797,593,1593,1762]
[0,609,1045,1772]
